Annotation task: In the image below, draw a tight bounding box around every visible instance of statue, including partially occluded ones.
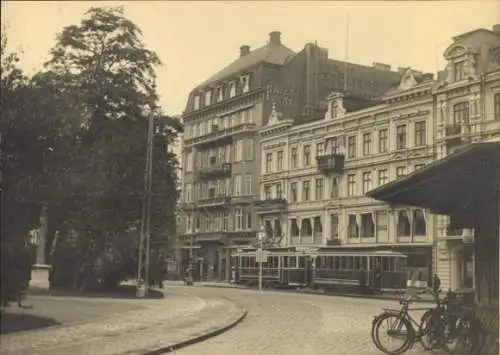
[463,55,477,79]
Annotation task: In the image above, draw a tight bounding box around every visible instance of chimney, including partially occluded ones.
[372,62,391,71]
[493,24,500,34]
[240,45,250,57]
[269,31,282,45]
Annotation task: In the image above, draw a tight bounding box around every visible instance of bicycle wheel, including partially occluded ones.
[372,313,414,355]
[418,309,436,351]
[450,316,483,354]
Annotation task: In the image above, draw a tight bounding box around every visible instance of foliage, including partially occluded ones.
[1,7,183,293]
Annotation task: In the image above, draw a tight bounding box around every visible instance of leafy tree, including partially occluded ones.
[40,6,182,290]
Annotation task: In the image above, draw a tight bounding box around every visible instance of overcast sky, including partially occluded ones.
[2,1,499,116]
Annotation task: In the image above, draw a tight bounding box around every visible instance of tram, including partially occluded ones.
[232,248,408,293]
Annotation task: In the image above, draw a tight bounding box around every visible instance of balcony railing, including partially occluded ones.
[445,124,462,136]
[316,153,345,173]
[196,163,232,179]
[198,195,231,208]
[254,198,287,213]
[186,123,256,146]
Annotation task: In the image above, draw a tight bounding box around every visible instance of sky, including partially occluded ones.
[2,1,500,117]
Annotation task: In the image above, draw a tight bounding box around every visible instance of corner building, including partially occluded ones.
[258,25,500,290]
[178,31,403,281]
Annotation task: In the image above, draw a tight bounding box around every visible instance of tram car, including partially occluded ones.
[232,248,408,293]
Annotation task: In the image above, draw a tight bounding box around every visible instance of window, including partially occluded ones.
[244,212,252,230]
[360,213,374,238]
[240,75,250,93]
[186,152,193,172]
[316,142,324,156]
[264,185,272,200]
[229,81,236,98]
[315,178,324,200]
[291,147,298,168]
[331,177,339,198]
[453,102,469,124]
[330,214,339,238]
[414,121,426,147]
[396,125,407,150]
[194,95,200,110]
[495,93,500,120]
[362,133,372,156]
[347,174,356,196]
[303,181,310,201]
[184,183,192,202]
[362,172,372,193]
[205,90,211,106]
[277,151,283,170]
[313,216,323,236]
[235,139,243,161]
[244,139,253,160]
[216,86,224,102]
[243,174,252,195]
[413,210,427,236]
[348,136,357,158]
[347,215,359,238]
[397,210,411,237]
[303,145,311,166]
[235,208,243,230]
[375,170,388,187]
[290,218,299,237]
[300,218,312,236]
[290,182,298,202]
[208,181,216,198]
[396,166,406,178]
[186,214,192,233]
[265,153,273,172]
[453,61,465,82]
[233,175,242,196]
[276,183,283,199]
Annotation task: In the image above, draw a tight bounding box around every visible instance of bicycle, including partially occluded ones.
[371,292,434,354]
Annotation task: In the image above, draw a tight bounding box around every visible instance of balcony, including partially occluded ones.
[316,153,345,173]
[444,124,462,137]
[198,195,231,208]
[197,163,232,180]
[254,198,287,214]
[186,123,257,147]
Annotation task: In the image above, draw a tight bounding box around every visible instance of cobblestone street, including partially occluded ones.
[173,286,442,355]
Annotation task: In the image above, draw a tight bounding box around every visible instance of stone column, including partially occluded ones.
[36,205,48,265]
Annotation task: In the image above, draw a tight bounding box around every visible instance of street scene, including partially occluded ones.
[1,1,499,355]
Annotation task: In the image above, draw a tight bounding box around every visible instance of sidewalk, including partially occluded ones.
[172,280,436,303]
[0,290,246,355]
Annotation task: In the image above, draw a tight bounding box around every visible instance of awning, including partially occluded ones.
[366,141,500,215]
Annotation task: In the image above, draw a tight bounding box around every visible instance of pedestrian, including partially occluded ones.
[373,262,382,294]
[17,238,34,309]
[230,266,236,284]
[432,273,441,295]
[358,266,367,294]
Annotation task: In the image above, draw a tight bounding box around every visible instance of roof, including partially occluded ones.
[195,43,296,89]
[366,141,500,216]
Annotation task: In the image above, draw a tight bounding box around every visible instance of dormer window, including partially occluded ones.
[240,75,250,93]
[453,61,465,82]
[216,86,224,102]
[194,95,200,110]
[205,90,212,106]
[229,81,236,98]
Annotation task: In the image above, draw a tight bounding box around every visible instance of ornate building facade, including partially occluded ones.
[257,25,500,289]
[177,31,403,281]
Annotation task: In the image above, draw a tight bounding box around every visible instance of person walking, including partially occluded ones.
[358,266,367,294]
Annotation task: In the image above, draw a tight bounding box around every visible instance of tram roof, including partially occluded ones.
[233,249,407,257]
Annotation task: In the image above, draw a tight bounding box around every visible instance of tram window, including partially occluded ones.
[346,256,353,270]
[381,257,390,272]
[289,256,297,268]
[316,256,323,269]
[353,257,360,270]
[299,256,306,268]
[333,256,339,270]
[361,257,368,269]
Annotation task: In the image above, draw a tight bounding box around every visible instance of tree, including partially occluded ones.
[40,6,182,290]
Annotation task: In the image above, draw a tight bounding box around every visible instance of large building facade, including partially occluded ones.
[257,25,500,290]
[178,31,403,281]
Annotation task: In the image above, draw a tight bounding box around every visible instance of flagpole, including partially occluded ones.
[343,12,350,92]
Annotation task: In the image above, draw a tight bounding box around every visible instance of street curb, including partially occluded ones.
[201,283,436,304]
[140,305,248,354]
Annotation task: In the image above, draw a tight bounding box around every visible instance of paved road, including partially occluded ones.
[172,286,439,355]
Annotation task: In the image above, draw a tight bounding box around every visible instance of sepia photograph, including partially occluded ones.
[1,1,499,354]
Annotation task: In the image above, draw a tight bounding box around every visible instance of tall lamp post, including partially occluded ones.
[136,89,155,298]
